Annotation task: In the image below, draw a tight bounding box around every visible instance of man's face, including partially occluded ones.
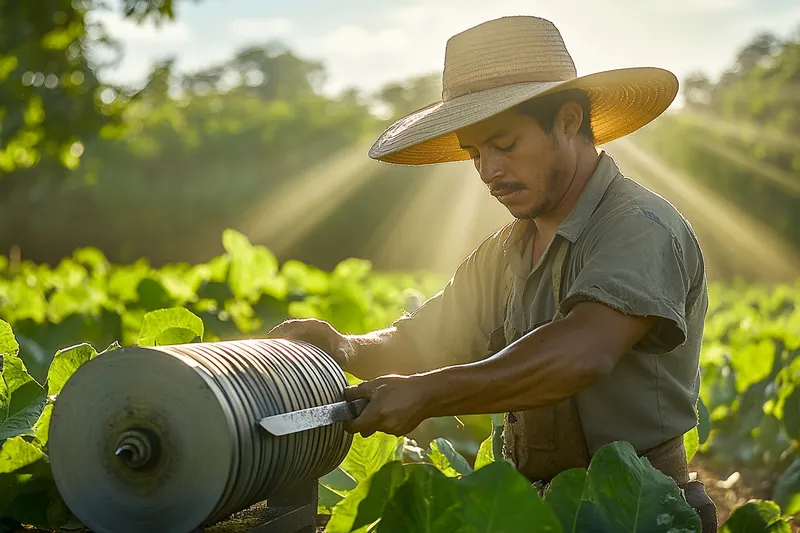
[455,106,572,220]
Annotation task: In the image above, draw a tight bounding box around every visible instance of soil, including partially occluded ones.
[690,452,800,532]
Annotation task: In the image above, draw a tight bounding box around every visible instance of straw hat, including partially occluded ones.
[368,16,678,166]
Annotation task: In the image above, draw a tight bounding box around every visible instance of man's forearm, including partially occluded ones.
[412,302,654,418]
[343,327,427,380]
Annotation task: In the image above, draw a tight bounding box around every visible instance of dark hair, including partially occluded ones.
[514,88,595,144]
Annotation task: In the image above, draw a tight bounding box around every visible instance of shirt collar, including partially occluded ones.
[501,150,622,262]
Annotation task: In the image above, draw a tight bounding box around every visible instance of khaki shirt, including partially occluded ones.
[393,151,708,454]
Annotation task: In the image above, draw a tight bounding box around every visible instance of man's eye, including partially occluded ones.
[498,141,516,152]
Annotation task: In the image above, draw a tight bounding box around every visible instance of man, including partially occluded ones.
[269,15,717,531]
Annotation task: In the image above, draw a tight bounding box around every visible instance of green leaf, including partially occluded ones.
[685,427,700,463]
[698,398,710,445]
[138,308,204,347]
[720,500,791,532]
[781,385,800,441]
[327,461,407,533]
[155,327,203,345]
[0,397,45,441]
[223,229,280,300]
[32,404,53,448]
[319,466,357,497]
[2,354,34,398]
[378,463,466,533]
[339,432,403,484]
[0,320,18,357]
[46,343,98,397]
[0,437,46,474]
[545,468,610,532]
[474,434,495,470]
[428,438,472,477]
[318,482,343,515]
[584,441,702,532]
[457,460,562,533]
[772,458,800,516]
[731,340,775,393]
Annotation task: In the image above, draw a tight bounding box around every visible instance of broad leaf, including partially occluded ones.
[0,398,45,441]
[720,500,791,532]
[46,343,98,397]
[32,404,53,449]
[428,438,472,477]
[685,427,699,462]
[781,385,800,441]
[138,308,204,347]
[585,441,702,532]
[326,461,407,533]
[2,354,34,398]
[456,460,562,533]
[731,340,775,393]
[697,398,710,445]
[318,483,344,515]
[474,434,495,470]
[0,320,18,357]
[339,432,403,484]
[545,468,612,532]
[378,464,466,533]
[319,466,357,496]
[155,327,202,345]
[772,458,800,516]
[223,229,280,300]
[0,437,46,474]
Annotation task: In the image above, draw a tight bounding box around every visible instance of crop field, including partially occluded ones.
[1,230,797,532]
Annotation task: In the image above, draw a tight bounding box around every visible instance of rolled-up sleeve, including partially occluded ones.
[560,209,695,354]
[391,230,507,371]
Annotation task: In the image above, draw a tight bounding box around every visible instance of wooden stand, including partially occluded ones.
[201,482,319,533]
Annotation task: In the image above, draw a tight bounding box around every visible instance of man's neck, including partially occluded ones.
[534,147,601,241]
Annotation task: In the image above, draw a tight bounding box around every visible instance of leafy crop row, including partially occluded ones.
[1,230,799,531]
[1,314,794,532]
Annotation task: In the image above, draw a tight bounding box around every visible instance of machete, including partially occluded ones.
[258,397,370,436]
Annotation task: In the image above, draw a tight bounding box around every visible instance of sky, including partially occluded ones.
[93,0,800,98]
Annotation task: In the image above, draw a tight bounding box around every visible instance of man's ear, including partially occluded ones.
[557,101,584,140]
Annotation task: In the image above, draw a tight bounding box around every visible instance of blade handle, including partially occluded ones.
[347,397,369,418]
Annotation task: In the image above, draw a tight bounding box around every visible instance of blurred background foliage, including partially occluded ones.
[3,0,795,282]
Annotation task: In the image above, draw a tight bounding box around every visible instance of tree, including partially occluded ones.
[0,0,195,177]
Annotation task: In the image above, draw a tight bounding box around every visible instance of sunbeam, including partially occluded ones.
[691,135,800,198]
[607,138,800,283]
[237,142,380,256]
[362,162,512,274]
[675,109,800,154]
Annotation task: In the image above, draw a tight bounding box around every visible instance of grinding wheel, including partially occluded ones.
[49,347,237,533]
[48,339,354,533]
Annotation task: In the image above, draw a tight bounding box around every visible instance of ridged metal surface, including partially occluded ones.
[48,339,352,533]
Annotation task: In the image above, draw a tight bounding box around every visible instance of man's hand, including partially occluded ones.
[267,318,353,369]
[343,375,432,437]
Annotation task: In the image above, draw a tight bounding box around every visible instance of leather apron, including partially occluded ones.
[496,237,718,533]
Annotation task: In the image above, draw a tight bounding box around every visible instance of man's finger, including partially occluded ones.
[343,382,374,401]
[344,403,379,435]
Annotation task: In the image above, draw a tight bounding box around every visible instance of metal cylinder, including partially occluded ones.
[48,338,352,533]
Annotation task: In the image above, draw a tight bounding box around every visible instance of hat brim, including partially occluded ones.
[368,67,678,165]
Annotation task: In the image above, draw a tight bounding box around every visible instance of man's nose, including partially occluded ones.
[477,156,503,185]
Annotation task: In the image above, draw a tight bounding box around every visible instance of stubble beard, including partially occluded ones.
[517,165,562,220]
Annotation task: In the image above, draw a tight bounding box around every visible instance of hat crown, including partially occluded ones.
[442,16,577,101]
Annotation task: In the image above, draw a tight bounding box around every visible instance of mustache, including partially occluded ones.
[489,182,525,196]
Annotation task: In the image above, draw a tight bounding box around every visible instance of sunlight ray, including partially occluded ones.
[362,162,513,274]
[690,136,800,198]
[361,164,456,270]
[237,142,380,255]
[607,138,800,283]
[675,110,800,153]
